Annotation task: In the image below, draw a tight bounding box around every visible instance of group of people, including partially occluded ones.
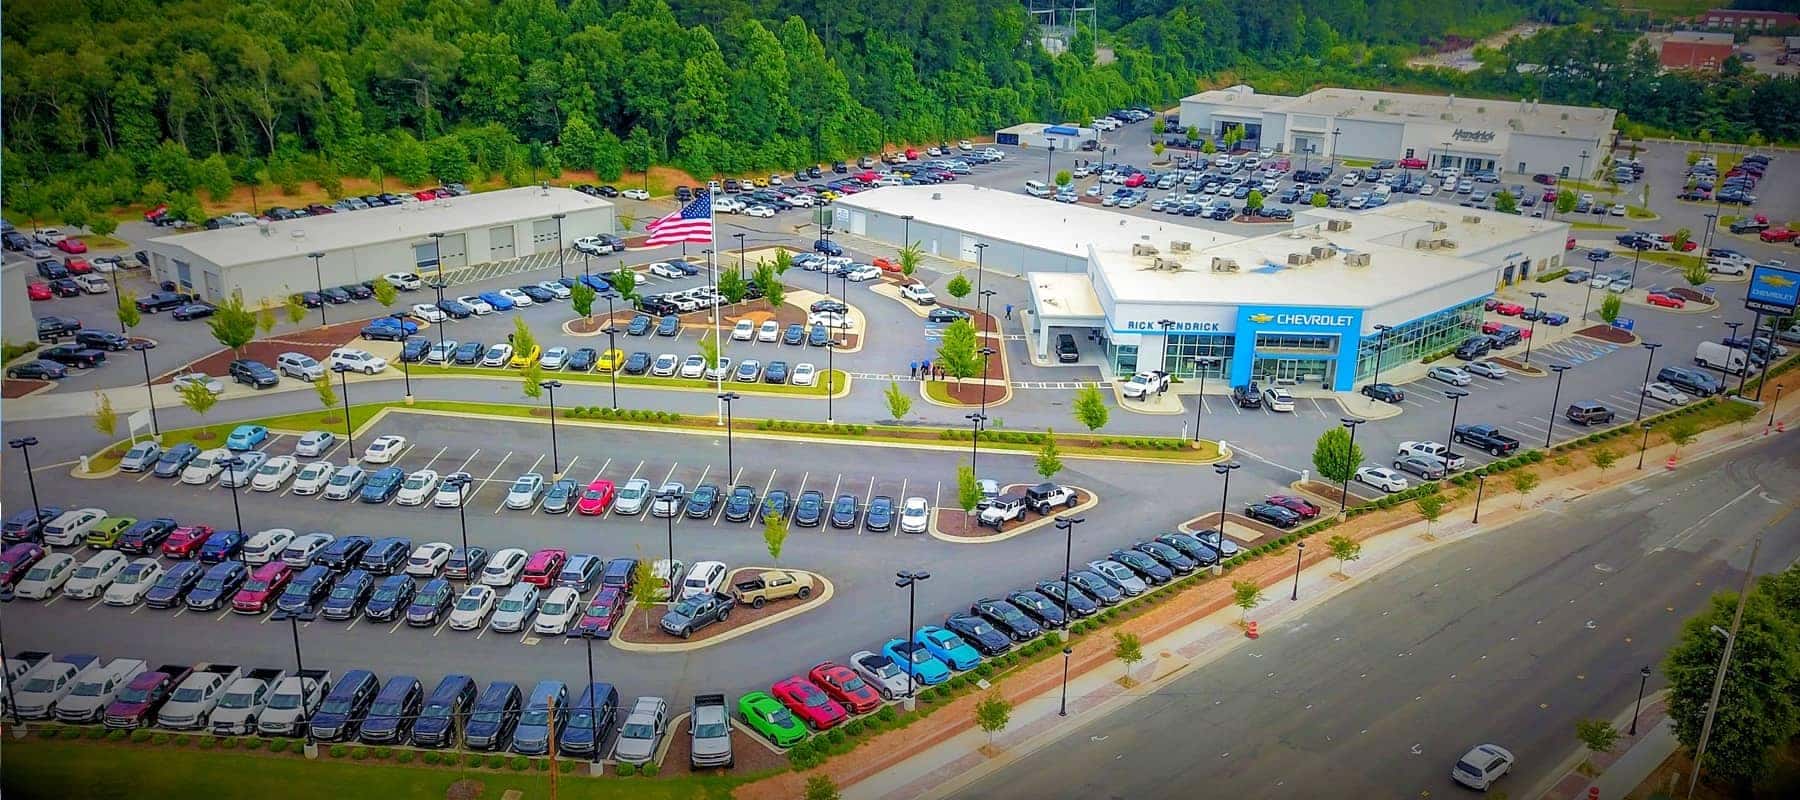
[910,359,947,380]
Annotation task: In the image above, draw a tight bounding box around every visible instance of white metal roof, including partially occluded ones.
[1185,85,1616,141]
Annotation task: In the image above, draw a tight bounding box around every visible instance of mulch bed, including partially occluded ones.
[612,582,826,647]
[266,317,383,347]
[1575,324,1637,344]
[157,339,342,384]
[1669,287,1715,304]
[1,379,51,398]
[658,728,788,776]
[935,487,1096,538]
[1491,356,1548,375]
[1297,479,1379,508]
[933,380,1007,404]
[1179,511,1288,544]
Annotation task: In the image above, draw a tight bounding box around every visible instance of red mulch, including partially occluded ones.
[658,727,788,776]
[1,379,51,398]
[936,487,1096,538]
[1669,287,1715,304]
[1491,356,1548,375]
[1297,479,1377,508]
[613,590,825,647]
[1232,214,1288,224]
[1576,324,1637,344]
[1179,511,1288,544]
[935,380,1007,404]
[156,339,342,384]
[266,318,383,347]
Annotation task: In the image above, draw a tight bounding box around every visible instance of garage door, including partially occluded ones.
[531,219,559,252]
[848,211,866,236]
[439,233,468,269]
[959,235,980,262]
[490,226,515,261]
[202,270,222,300]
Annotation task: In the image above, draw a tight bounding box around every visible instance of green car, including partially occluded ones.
[738,690,807,748]
[86,516,135,549]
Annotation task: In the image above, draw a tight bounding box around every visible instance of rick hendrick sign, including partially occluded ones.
[1746,263,1800,315]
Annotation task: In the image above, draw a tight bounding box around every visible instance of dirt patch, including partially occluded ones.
[1179,511,1289,544]
[267,318,383,347]
[444,779,485,800]
[1296,479,1380,508]
[935,486,1096,538]
[2,379,52,398]
[1576,324,1638,344]
[1231,214,1289,224]
[1669,287,1715,304]
[157,340,340,384]
[613,588,825,647]
[658,727,787,777]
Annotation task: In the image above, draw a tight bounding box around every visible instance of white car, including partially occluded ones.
[63,550,129,599]
[447,585,497,631]
[958,139,974,151]
[756,320,781,342]
[850,650,913,699]
[409,303,447,323]
[479,343,514,367]
[180,448,230,485]
[648,262,685,279]
[1262,387,1296,412]
[703,357,733,381]
[808,311,853,330]
[456,295,495,315]
[745,205,775,218]
[678,355,707,379]
[103,558,165,606]
[218,451,267,489]
[327,348,387,374]
[295,431,336,457]
[504,473,546,509]
[1452,744,1515,791]
[490,583,540,633]
[792,363,817,386]
[540,347,569,369]
[41,508,106,548]
[426,340,458,364]
[651,353,679,376]
[497,288,534,307]
[321,465,367,500]
[432,472,473,507]
[900,497,931,533]
[251,455,298,492]
[405,542,455,577]
[242,529,295,565]
[1643,382,1691,405]
[1465,361,1509,379]
[614,478,653,515]
[732,320,756,341]
[846,265,881,282]
[1428,366,1473,386]
[480,548,530,587]
[282,532,335,568]
[276,352,325,381]
[531,587,581,634]
[33,227,67,244]
[14,553,75,600]
[680,561,728,599]
[1355,465,1410,493]
[622,188,650,201]
[535,281,571,299]
[170,372,225,396]
[362,435,407,464]
[383,272,423,291]
[1419,182,1437,196]
[289,461,335,495]
[899,284,936,305]
[395,469,441,506]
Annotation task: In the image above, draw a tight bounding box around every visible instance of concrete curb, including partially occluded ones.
[608,570,834,653]
[1109,384,1185,416]
[926,486,1100,544]
[1333,393,1404,420]
[914,377,1012,410]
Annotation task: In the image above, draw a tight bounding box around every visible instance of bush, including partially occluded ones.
[131,729,153,743]
[244,737,263,750]
[60,728,83,740]
[876,706,899,724]
[86,727,109,740]
[826,729,847,746]
[329,744,348,758]
[373,746,393,760]
[510,756,530,771]
[151,733,170,745]
[350,746,369,760]
[485,754,505,769]
[642,762,661,777]
[397,750,414,763]
[422,751,440,765]
[617,761,639,776]
[219,736,238,749]
[107,728,128,742]
[845,718,867,737]
[534,758,549,771]
[559,760,578,774]
[197,735,217,749]
[266,739,287,753]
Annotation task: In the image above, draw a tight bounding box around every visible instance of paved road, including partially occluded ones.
[952,434,1800,800]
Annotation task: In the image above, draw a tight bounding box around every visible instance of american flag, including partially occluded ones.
[643,192,713,246]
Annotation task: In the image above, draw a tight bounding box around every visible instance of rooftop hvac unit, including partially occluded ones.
[1154,257,1186,271]
[1415,239,1441,251]
[1287,252,1313,266]
[1326,219,1353,232]
[290,229,306,240]
[257,219,272,237]
[1345,252,1371,267]
[931,192,942,200]
[1430,220,1449,232]
[1439,239,1459,249]
[1310,245,1335,260]
[1461,215,1482,224]
[1168,240,1192,253]
[1210,257,1239,273]
[1131,243,1160,257]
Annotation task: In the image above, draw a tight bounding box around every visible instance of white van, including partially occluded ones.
[1023,180,1052,198]
[1695,341,1748,374]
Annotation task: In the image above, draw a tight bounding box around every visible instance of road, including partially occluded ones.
[951,434,1800,800]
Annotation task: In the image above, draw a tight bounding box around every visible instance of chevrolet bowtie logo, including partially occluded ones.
[1759,274,1795,288]
[1248,313,1274,324]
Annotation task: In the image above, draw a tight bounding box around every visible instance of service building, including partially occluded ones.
[146,186,614,306]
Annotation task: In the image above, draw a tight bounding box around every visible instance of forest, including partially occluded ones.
[1,0,1793,224]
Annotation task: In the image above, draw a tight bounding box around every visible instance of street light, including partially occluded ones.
[1368,324,1393,389]
[1337,418,1365,517]
[1628,246,1645,290]
[1631,664,1652,736]
[1443,389,1469,460]
[8,437,43,533]
[973,243,989,330]
[895,570,932,701]
[734,232,747,280]
[309,251,328,326]
[1635,342,1662,421]
[1545,364,1571,448]
[965,412,988,473]
[331,364,357,459]
[430,231,445,284]
[1054,515,1084,717]
[1191,356,1220,443]
[1214,461,1239,540]
[1290,540,1306,601]
[583,635,599,767]
[718,392,741,481]
[551,213,567,279]
[1722,321,1745,395]
[454,478,471,571]
[1700,211,1718,257]
[901,214,914,250]
[1637,420,1655,470]
[657,487,683,583]
[1582,250,1609,322]
[1472,472,1487,523]
[826,339,843,424]
[978,346,997,418]
[1767,383,1785,434]
[1577,148,1590,188]
[1331,128,1342,164]
[220,454,246,535]
[540,380,564,477]
[0,606,18,726]
[1522,292,1547,364]
[131,341,160,436]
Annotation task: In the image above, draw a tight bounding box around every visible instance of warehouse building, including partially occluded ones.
[1179,85,1616,178]
[145,186,614,307]
[993,122,1099,150]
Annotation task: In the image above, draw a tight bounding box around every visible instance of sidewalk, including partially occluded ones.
[1535,695,1676,800]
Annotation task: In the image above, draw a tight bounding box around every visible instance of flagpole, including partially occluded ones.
[709,180,724,425]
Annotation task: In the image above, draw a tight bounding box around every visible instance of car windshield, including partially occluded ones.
[329,582,361,599]
[242,578,272,592]
[219,691,255,709]
[372,584,404,601]
[510,479,534,493]
[196,575,229,591]
[319,695,353,714]
[620,484,645,499]
[328,472,355,485]
[267,691,301,710]
[621,720,654,738]
[74,565,103,579]
[497,597,529,612]
[370,698,406,716]
[520,707,550,726]
[256,462,284,475]
[455,593,487,610]
[117,686,152,704]
[404,475,430,489]
[299,465,327,479]
[541,600,569,615]
[171,686,205,702]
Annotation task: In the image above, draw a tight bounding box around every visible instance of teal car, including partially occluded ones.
[916,625,982,671]
[883,638,951,685]
[739,690,807,747]
[226,424,269,451]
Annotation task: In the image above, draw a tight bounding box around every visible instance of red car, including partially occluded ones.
[1124,173,1147,188]
[1492,303,1525,316]
[143,204,169,223]
[808,662,882,714]
[64,257,92,274]
[160,525,216,559]
[1264,495,1320,519]
[576,479,616,515]
[56,238,88,254]
[770,676,849,729]
[0,543,46,592]
[1760,228,1796,243]
[231,562,292,614]
[1399,157,1428,169]
[27,282,52,301]
[1542,189,1557,202]
[1565,236,1577,251]
[1646,292,1686,309]
[1657,234,1697,252]
[571,586,622,638]
[872,257,900,273]
[521,548,567,587]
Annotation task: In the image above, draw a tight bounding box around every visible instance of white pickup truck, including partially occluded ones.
[210,668,288,735]
[54,658,147,724]
[156,663,241,730]
[1396,441,1466,471]
[257,669,332,737]
[1120,370,1171,399]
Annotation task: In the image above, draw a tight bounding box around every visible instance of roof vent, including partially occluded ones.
[1345,252,1371,267]
[1169,240,1191,253]
[1462,215,1483,224]
[931,192,942,200]
[1131,243,1160,257]
[257,219,271,237]
[1287,252,1313,266]
[1326,219,1353,232]
[290,228,306,239]
[1310,245,1335,260]
[1153,257,1186,271]
[1430,220,1449,232]
[1210,257,1239,273]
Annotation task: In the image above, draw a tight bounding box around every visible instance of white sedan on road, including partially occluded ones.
[295,430,336,457]
[679,355,707,379]
[362,435,407,464]
[251,455,298,492]
[181,448,230,485]
[648,262,685,279]
[746,205,776,218]
[1428,366,1473,386]
[504,474,546,510]
[535,281,571,300]
[395,469,441,506]
[410,304,447,323]
[1355,465,1410,493]
[622,188,650,201]
[792,363,817,386]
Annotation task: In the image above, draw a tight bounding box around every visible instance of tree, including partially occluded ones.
[771,249,793,275]
[1112,631,1144,684]
[1151,118,1166,136]
[285,293,307,325]
[370,276,398,308]
[176,380,219,435]
[1666,420,1698,456]
[897,243,922,278]
[570,279,596,320]
[89,216,118,239]
[1055,169,1071,187]
[1556,191,1578,216]
[1493,190,1518,214]
[1073,385,1109,432]
[1151,141,1166,160]
[1311,192,1329,208]
[313,374,336,412]
[116,290,141,331]
[1185,126,1199,143]
[1684,259,1710,288]
[511,317,537,361]
[1202,139,1216,155]
[936,318,981,382]
[1311,426,1363,484]
[93,393,117,437]
[257,306,277,335]
[974,690,1013,747]
[1511,471,1540,508]
[717,270,748,304]
[1575,719,1620,773]
[1415,492,1445,536]
[1035,430,1063,479]
[1245,190,1264,212]
[1664,589,1800,789]
[1600,293,1622,324]
[753,263,784,311]
[631,551,660,631]
[1591,447,1619,471]
[884,381,912,420]
[1326,534,1361,576]
[804,774,841,800]
[206,292,258,356]
[1672,227,1692,251]
[762,510,789,561]
[956,464,982,513]
[1231,579,1263,623]
[940,272,973,304]
[520,361,544,399]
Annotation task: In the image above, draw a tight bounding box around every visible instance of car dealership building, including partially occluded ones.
[1179,85,1617,178]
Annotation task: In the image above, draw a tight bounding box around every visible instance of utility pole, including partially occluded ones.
[1687,534,1762,799]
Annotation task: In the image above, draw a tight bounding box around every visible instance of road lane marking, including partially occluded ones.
[1655,484,1761,553]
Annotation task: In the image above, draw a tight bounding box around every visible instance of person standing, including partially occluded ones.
[1004,303,1013,320]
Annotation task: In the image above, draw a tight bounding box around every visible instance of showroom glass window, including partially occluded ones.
[1355,300,1484,381]
[1159,333,1235,379]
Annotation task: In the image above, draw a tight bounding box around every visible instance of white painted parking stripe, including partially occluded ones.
[561,455,580,478]
[389,620,405,634]
[591,458,612,483]
[761,469,778,502]
[660,462,678,487]
[453,448,482,474]
[420,446,449,471]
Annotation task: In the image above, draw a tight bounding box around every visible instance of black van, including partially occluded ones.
[1565,401,1616,426]
[1056,334,1079,363]
[359,675,424,744]
[464,681,522,751]
[1455,335,1492,361]
[1656,366,1720,398]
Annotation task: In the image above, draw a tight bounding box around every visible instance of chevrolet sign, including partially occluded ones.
[1257,312,1356,327]
[1248,313,1274,324]
[1124,320,1223,332]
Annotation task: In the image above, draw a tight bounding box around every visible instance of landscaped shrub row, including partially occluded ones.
[563,407,685,423]
[788,703,907,770]
[756,419,870,435]
[936,428,1190,451]
[1535,268,1571,283]
[1447,450,1546,487]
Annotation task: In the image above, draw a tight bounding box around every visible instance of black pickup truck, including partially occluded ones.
[1453,424,1522,456]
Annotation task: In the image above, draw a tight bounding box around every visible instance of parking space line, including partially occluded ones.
[453,448,481,475]
[215,608,232,621]
[345,617,363,631]
[389,620,405,634]
[731,466,745,486]
[420,446,448,471]
[323,441,347,461]
[561,455,580,478]
[659,462,678,487]
[861,478,875,535]
[86,598,106,612]
[591,458,612,483]
[693,464,711,489]
[761,469,778,501]
[625,460,645,483]
[933,481,942,512]
[479,451,512,488]
[830,473,843,504]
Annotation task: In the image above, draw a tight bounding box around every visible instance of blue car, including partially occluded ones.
[814,238,844,257]
[359,675,423,743]
[185,560,248,611]
[225,424,268,451]
[1542,312,1570,326]
[273,564,333,619]
[627,314,653,336]
[478,291,515,311]
[152,443,201,478]
[452,341,485,365]
[412,674,478,747]
[723,485,758,522]
[400,337,430,362]
[558,682,618,756]
[882,638,951,685]
[406,578,455,627]
[511,680,567,755]
[309,670,379,742]
[464,682,521,751]
[144,561,206,609]
[577,273,610,292]
[198,530,246,564]
[916,625,982,670]
[358,536,411,575]
[437,299,472,319]
[656,315,680,336]
[363,574,416,622]
[320,569,376,620]
[360,467,405,503]
[316,535,373,571]
[865,496,895,531]
[360,321,411,341]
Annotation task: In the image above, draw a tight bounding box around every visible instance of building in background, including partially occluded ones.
[1659,31,1737,72]
[1692,8,1799,31]
[993,123,1098,150]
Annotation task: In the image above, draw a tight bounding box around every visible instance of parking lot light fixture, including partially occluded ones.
[1191,356,1220,443]
[1582,250,1610,323]
[1721,321,1744,395]
[220,455,245,535]
[1331,128,1342,163]
[601,336,620,408]
[1443,388,1469,460]
[1700,212,1718,259]
[657,488,683,581]
[827,339,845,425]
[901,215,913,251]
[1631,664,1653,736]
[1291,540,1307,601]
[978,346,997,417]
[552,213,567,280]
[131,341,160,436]
[309,251,328,327]
[1214,461,1240,537]
[718,392,741,480]
[8,437,43,529]
[1336,418,1364,518]
[287,613,306,684]
[1523,292,1547,364]
[1638,421,1655,470]
[979,289,997,325]
[1635,342,1662,421]
[1368,324,1393,388]
[332,363,357,459]
[455,479,471,570]
[1052,514,1082,717]
[1472,472,1487,523]
[733,232,747,280]
[973,242,989,330]
[1628,247,1645,290]
[1545,364,1571,448]
[584,635,599,764]
[895,570,932,703]
[965,412,988,473]
[1767,384,1785,434]
[539,380,564,477]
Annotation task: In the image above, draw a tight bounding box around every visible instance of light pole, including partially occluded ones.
[8,437,43,531]
[1767,383,1785,434]
[1054,515,1083,717]
[978,346,996,418]
[552,213,566,279]
[431,279,448,349]
[220,455,246,534]
[733,232,747,280]
[901,214,914,249]
[332,364,356,459]
[1331,128,1342,165]
[973,242,989,330]
[978,289,997,328]
[718,392,740,481]
[287,613,306,681]
[826,339,842,424]
[1582,250,1609,322]
[965,412,987,474]
[601,299,620,409]
[1523,292,1547,364]
[895,570,931,701]
[1214,461,1239,538]
[1635,342,1662,421]
[1443,389,1468,458]
[1044,139,1055,185]
[1367,324,1392,389]
[1545,364,1570,448]
[131,341,160,436]
[0,607,19,726]
[1628,246,1645,289]
[1191,356,1219,443]
[1722,321,1745,394]
[455,478,471,569]
[1630,665,1652,736]
[1637,421,1655,470]
[309,251,328,326]
[1700,211,1718,257]
[1577,148,1590,188]
[1337,418,1365,517]
[657,488,682,580]
[1753,315,1775,401]
[584,636,599,767]
[1290,540,1306,601]
[540,380,563,477]
[1472,472,1487,522]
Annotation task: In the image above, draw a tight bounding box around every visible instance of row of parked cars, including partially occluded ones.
[154,185,473,231]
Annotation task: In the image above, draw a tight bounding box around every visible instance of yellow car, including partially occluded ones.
[596,349,625,372]
[86,516,135,549]
[509,345,541,369]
